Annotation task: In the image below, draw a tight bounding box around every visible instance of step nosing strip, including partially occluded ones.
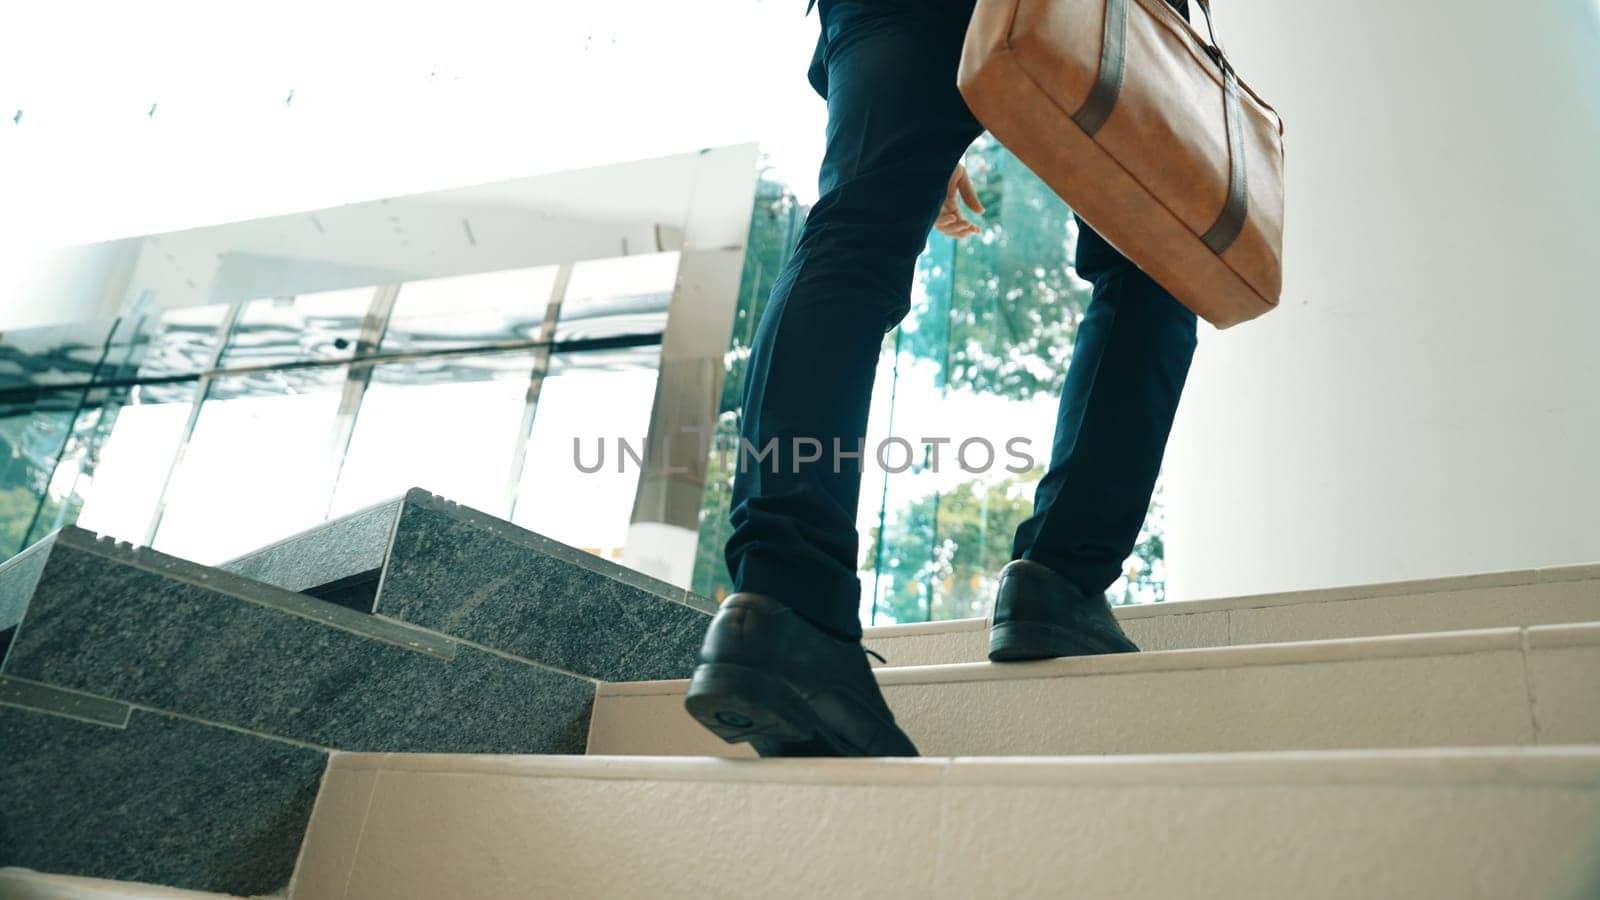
[1524,619,1600,649]
[0,674,132,728]
[1114,567,1600,617]
[59,529,458,660]
[330,748,1600,787]
[872,631,1524,684]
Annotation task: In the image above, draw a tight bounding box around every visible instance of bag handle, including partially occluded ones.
[1192,0,1249,254]
[1194,0,1233,76]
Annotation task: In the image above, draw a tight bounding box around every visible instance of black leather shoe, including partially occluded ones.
[684,593,918,758]
[987,559,1139,661]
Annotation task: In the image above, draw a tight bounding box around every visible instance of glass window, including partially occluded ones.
[220,288,376,368]
[381,267,558,354]
[0,321,117,390]
[863,142,1088,624]
[153,367,346,564]
[128,303,234,381]
[688,174,804,602]
[328,351,537,519]
[511,346,662,560]
[0,396,79,556]
[69,384,197,546]
[553,252,679,342]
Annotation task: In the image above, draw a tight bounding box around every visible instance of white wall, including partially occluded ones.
[1164,0,1600,599]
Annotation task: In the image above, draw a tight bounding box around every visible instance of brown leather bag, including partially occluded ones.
[958,0,1285,328]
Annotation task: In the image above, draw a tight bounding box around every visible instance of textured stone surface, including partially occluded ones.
[377,497,710,682]
[3,529,594,754]
[213,489,714,682]
[0,703,325,896]
[220,498,402,599]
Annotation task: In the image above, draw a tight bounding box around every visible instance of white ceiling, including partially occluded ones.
[0,143,759,331]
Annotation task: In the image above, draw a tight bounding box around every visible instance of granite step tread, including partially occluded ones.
[1,526,594,755]
[863,561,1600,666]
[588,620,1600,757]
[294,747,1600,900]
[221,488,713,682]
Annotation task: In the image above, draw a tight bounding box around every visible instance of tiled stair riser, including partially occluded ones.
[295,751,1600,900]
[863,564,1600,665]
[589,623,1600,758]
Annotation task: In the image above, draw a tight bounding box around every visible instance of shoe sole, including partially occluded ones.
[684,662,850,757]
[987,621,1139,662]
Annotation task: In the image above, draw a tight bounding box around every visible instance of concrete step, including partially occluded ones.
[863,562,1600,666]
[291,748,1600,900]
[1,526,598,893]
[588,621,1600,757]
[222,488,714,682]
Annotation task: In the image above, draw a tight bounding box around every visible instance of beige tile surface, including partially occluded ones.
[588,629,1543,757]
[1526,622,1600,745]
[341,766,943,900]
[856,567,1600,666]
[864,626,988,668]
[938,779,1600,899]
[289,761,377,900]
[587,685,754,758]
[1119,609,1231,651]
[302,750,1600,900]
[884,648,1533,755]
[1229,580,1600,646]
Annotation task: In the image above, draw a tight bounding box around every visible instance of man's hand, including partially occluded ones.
[934,163,984,238]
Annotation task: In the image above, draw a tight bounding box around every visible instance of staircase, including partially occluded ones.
[2,489,1597,898]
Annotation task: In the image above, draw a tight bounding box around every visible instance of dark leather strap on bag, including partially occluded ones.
[959,0,1286,327]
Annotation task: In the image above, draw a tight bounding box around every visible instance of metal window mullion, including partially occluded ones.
[321,285,399,520]
[141,300,245,547]
[504,263,573,521]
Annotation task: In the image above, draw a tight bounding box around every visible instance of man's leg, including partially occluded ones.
[687,0,982,757]
[988,0,1197,662]
[725,0,983,640]
[1007,219,1198,607]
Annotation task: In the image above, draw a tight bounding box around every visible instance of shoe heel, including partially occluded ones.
[988,621,1063,661]
[684,662,817,754]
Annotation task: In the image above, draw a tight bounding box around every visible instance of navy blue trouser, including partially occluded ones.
[726,0,1198,640]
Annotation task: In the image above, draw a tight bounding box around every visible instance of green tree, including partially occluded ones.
[863,470,1042,623]
[863,471,1169,623]
[907,136,1094,403]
